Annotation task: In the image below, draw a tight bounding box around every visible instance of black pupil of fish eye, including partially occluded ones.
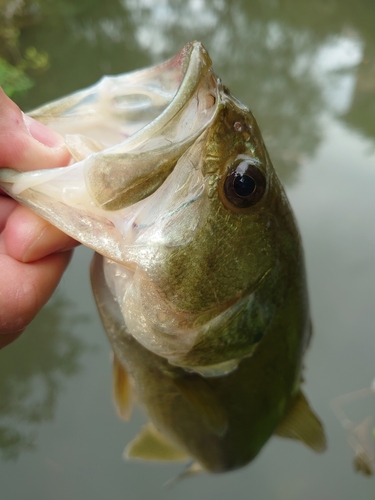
[233,174,256,197]
[222,159,266,209]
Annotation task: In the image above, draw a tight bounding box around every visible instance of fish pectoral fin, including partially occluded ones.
[275,390,327,453]
[112,353,133,421]
[124,423,189,462]
[173,377,228,437]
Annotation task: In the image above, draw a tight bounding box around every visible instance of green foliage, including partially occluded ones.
[0,0,49,97]
[0,56,34,97]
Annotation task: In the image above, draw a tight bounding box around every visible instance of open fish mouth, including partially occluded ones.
[0,41,219,263]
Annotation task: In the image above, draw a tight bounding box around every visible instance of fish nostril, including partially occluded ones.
[233,122,243,132]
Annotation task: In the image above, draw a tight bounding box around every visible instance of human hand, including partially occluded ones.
[0,88,79,348]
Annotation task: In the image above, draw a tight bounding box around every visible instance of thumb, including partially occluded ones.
[0,88,71,171]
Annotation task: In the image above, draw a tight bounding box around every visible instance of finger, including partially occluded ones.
[0,331,24,350]
[4,204,79,262]
[0,197,17,232]
[0,249,73,337]
[0,88,71,170]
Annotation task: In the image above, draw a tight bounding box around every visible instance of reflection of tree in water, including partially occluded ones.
[281,0,375,143]
[123,0,325,183]
[11,0,375,172]
[122,0,375,175]
[340,43,375,142]
[11,0,327,182]
[0,293,89,460]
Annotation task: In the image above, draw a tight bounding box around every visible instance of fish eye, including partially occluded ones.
[223,158,266,209]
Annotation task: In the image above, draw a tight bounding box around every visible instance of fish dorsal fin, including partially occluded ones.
[65,134,106,161]
[275,390,327,452]
[112,353,133,421]
[173,377,228,436]
[124,423,189,462]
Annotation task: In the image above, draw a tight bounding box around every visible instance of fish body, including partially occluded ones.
[0,41,308,376]
[92,252,324,472]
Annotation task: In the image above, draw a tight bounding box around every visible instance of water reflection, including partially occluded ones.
[121,0,326,182]
[8,0,375,181]
[120,0,373,183]
[341,45,375,141]
[336,1,375,141]
[0,293,89,460]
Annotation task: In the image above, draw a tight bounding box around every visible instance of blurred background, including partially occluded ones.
[1,1,375,498]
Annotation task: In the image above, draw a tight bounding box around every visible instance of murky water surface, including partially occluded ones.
[1,1,375,498]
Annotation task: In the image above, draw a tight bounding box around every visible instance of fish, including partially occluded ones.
[0,40,326,472]
[0,41,309,376]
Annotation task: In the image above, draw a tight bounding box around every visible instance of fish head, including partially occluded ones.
[0,42,306,375]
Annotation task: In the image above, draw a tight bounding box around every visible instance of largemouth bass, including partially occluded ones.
[0,41,308,375]
[0,40,325,472]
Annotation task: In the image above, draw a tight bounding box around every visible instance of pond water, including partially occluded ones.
[1,0,375,498]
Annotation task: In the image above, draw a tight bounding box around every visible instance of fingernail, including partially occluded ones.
[23,113,65,148]
[22,224,71,262]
